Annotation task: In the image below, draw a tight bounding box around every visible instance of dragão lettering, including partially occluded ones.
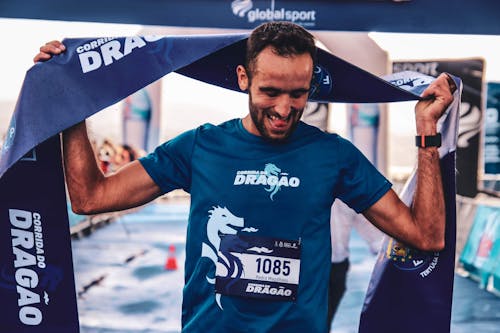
[233,171,300,187]
[10,209,47,326]
[233,164,301,200]
[77,35,163,74]
[246,282,292,296]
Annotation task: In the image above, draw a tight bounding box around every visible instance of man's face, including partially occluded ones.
[238,47,313,142]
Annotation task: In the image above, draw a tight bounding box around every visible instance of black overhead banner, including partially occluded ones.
[0,0,499,35]
[393,58,485,198]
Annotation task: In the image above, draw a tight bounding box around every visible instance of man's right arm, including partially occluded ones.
[63,121,162,215]
[35,41,163,214]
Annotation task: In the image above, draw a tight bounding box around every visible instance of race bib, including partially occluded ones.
[215,234,301,301]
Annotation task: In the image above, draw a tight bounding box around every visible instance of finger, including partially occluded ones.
[443,72,457,94]
[33,52,53,63]
[48,40,66,50]
[420,82,439,100]
[421,74,453,99]
[34,41,66,63]
[40,41,66,54]
[44,40,66,50]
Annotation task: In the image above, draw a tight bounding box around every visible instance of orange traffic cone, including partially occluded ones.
[164,244,178,270]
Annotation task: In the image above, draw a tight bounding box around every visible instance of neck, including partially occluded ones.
[241,114,259,136]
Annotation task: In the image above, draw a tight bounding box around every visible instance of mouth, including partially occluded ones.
[266,111,292,129]
[267,114,291,121]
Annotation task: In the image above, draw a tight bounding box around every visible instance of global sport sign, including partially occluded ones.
[231,0,317,27]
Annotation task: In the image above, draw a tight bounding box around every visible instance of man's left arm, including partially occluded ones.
[363,73,456,252]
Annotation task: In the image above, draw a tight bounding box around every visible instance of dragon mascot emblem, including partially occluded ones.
[201,206,255,309]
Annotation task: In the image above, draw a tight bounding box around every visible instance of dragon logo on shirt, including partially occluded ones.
[201,206,258,309]
[264,163,281,200]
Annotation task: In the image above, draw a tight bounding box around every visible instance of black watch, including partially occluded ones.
[415,133,441,148]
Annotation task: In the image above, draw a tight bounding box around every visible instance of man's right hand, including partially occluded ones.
[33,41,66,63]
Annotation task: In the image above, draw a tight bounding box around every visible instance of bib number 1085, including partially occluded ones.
[256,257,291,276]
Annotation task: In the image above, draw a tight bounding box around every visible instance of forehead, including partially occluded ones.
[252,47,313,86]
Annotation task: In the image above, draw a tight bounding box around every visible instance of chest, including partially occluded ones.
[188,142,340,235]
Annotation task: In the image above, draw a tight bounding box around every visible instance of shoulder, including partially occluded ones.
[295,121,352,148]
[152,119,239,151]
[199,119,239,132]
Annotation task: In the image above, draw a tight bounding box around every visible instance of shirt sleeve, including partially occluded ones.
[139,128,197,194]
[335,138,392,213]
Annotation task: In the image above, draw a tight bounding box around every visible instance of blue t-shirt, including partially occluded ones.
[140,119,391,333]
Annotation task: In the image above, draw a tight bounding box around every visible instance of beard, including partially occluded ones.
[248,93,304,143]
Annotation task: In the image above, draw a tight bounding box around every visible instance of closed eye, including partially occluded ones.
[260,87,281,97]
[259,87,309,99]
[290,89,309,99]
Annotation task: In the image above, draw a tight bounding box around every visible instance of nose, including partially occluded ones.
[274,95,292,118]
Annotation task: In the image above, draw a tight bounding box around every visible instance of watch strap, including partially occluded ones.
[415,133,441,148]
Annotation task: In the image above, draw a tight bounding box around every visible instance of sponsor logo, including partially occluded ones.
[76,35,163,74]
[388,76,434,89]
[274,240,299,249]
[309,65,333,100]
[233,163,300,200]
[385,239,439,278]
[2,117,16,155]
[393,62,440,77]
[9,209,47,325]
[230,0,317,27]
[1,116,36,160]
[232,0,253,17]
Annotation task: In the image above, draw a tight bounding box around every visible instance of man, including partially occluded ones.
[35,22,454,332]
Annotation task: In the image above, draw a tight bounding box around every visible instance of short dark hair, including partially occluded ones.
[245,21,317,79]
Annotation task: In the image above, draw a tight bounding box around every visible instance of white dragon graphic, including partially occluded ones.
[201,206,253,309]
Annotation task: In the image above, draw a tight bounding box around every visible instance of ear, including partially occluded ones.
[236,65,249,91]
